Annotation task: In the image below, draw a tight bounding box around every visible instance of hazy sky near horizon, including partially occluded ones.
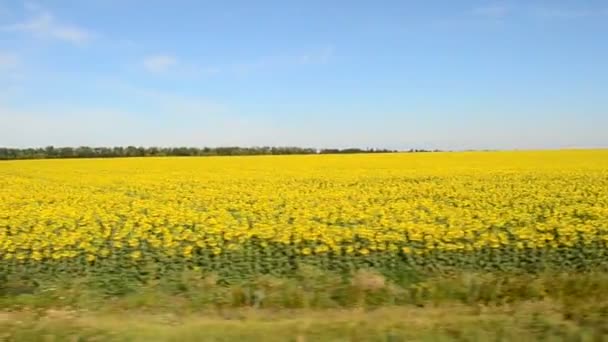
[1,0,607,150]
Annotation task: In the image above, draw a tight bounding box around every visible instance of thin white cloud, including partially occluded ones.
[231,45,334,75]
[471,4,608,20]
[2,5,92,44]
[296,45,334,65]
[122,85,227,115]
[533,7,608,19]
[472,4,510,17]
[0,52,23,104]
[24,1,43,12]
[142,56,219,76]
[0,52,19,69]
[142,55,178,73]
[197,66,222,75]
[0,3,10,17]
[140,46,332,77]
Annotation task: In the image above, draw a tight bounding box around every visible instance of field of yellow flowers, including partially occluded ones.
[1,150,608,285]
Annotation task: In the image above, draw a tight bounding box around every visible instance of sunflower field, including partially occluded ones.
[1,150,608,286]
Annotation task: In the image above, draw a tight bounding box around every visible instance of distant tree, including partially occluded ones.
[0,145,403,160]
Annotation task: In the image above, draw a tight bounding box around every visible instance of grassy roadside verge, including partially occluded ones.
[2,301,607,341]
[2,270,608,341]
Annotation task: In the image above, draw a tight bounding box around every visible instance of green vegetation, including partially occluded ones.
[0,146,408,160]
[2,303,606,342]
[1,270,608,341]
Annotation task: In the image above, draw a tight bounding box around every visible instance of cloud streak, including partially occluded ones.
[2,4,92,44]
[233,46,334,73]
[533,7,608,19]
[142,55,178,73]
[0,52,19,69]
[140,46,333,77]
[471,4,510,18]
[470,3,608,21]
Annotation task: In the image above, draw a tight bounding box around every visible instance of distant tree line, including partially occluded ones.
[0,146,439,160]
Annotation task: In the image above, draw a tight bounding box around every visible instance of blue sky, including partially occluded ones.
[1,0,607,150]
